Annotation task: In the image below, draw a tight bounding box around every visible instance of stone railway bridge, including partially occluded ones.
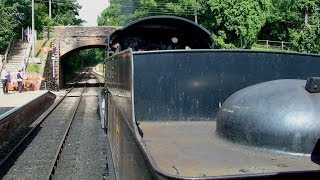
[43,26,119,89]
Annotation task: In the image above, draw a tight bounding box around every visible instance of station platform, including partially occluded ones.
[0,90,52,116]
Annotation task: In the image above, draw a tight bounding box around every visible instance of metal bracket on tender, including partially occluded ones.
[305,77,320,93]
[311,139,320,165]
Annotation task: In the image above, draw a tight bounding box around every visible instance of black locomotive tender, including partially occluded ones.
[103,16,320,179]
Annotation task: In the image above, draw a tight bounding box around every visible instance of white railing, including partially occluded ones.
[1,38,14,72]
[0,55,2,71]
[22,30,36,68]
[255,40,292,51]
[4,38,14,64]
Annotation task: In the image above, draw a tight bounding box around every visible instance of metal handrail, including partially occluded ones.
[1,38,14,73]
[0,55,2,71]
[23,31,35,66]
[4,38,14,63]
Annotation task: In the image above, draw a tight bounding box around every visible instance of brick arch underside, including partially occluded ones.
[58,41,106,88]
[59,37,107,57]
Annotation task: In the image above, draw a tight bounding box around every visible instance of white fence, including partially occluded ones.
[255,40,292,51]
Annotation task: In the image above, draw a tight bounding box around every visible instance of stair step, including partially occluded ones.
[7,59,21,62]
[4,64,21,67]
[9,60,22,62]
[12,47,27,50]
[3,66,20,69]
[5,66,21,68]
[8,59,22,62]
[11,54,24,58]
[10,56,26,59]
[10,60,24,63]
[11,56,24,59]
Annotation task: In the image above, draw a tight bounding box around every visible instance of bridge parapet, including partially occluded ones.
[45,26,119,38]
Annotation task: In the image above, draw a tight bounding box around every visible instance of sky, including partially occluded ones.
[77,0,110,26]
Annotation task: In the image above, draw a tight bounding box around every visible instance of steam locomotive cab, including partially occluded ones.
[107,16,213,56]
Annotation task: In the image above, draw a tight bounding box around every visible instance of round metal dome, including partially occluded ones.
[216,79,320,154]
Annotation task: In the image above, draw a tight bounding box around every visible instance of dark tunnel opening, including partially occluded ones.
[60,46,105,88]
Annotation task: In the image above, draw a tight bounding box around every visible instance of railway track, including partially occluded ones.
[0,69,108,179]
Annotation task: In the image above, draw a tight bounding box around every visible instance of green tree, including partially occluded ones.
[259,0,319,41]
[290,15,320,53]
[64,48,105,82]
[289,0,320,53]
[98,0,200,26]
[0,0,84,52]
[51,0,84,26]
[206,0,271,49]
[259,0,298,41]
[129,0,199,22]
[98,0,126,26]
[0,1,19,52]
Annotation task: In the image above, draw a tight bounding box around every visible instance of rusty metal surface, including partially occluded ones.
[139,121,319,178]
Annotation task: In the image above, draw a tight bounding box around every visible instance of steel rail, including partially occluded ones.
[47,69,101,179]
[47,74,89,180]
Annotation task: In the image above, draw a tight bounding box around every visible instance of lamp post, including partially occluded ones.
[193,0,198,24]
[49,0,52,19]
[32,0,35,57]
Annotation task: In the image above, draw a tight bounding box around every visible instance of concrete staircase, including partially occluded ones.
[0,41,29,95]
[4,41,29,73]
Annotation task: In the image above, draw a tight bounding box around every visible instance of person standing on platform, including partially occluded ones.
[1,67,10,94]
[23,29,28,42]
[17,70,23,93]
[20,60,25,75]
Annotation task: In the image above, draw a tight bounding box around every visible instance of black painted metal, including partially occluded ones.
[105,49,320,179]
[106,95,154,180]
[216,79,320,154]
[133,50,320,122]
[105,49,134,127]
[105,49,154,179]
[305,77,320,93]
[107,16,213,54]
[311,139,320,165]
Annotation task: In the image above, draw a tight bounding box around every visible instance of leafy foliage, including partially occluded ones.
[98,0,126,26]
[51,0,84,26]
[0,0,83,53]
[98,0,320,53]
[64,49,105,82]
[259,0,319,41]
[0,1,19,52]
[206,0,272,49]
[98,0,199,26]
[290,21,320,53]
[1,0,320,54]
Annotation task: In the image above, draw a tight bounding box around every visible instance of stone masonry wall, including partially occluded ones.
[42,26,119,90]
[44,26,119,38]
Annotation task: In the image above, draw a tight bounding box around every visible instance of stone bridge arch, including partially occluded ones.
[43,26,119,89]
[59,38,107,57]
